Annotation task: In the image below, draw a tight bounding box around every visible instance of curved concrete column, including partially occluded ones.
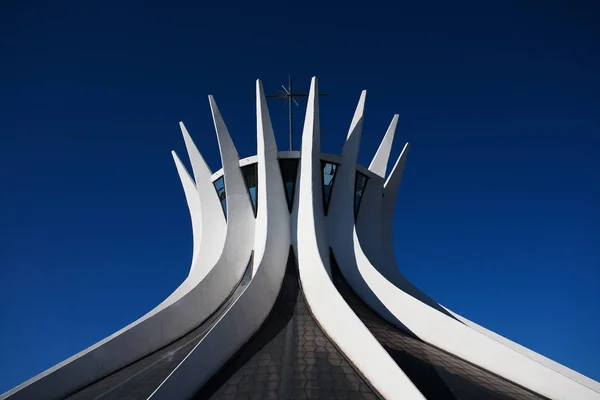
[6,76,597,400]
[379,142,411,285]
[366,144,457,317]
[372,137,600,393]
[353,231,600,399]
[355,137,600,399]
[442,306,600,394]
[165,94,255,330]
[149,79,291,399]
[356,115,397,268]
[368,114,398,178]
[376,139,600,393]
[295,77,425,400]
[2,100,254,400]
[326,92,409,332]
[172,151,203,278]
[179,122,227,279]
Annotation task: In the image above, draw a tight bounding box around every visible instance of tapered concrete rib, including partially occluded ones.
[2,122,253,400]
[382,143,410,259]
[178,94,255,325]
[327,92,410,332]
[179,122,226,279]
[329,250,548,400]
[172,151,202,277]
[368,114,398,178]
[383,142,409,206]
[353,232,600,399]
[61,256,254,400]
[253,79,281,265]
[148,80,291,399]
[370,144,456,317]
[164,112,254,308]
[7,77,596,400]
[208,95,254,238]
[379,140,600,393]
[441,306,600,393]
[376,143,423,288]
[295,77,425,399]
[355,119,399,275]
[342,90,367,157]
[355,145,600,398]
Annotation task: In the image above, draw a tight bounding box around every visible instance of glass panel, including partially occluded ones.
[279,159,299,213]
[354,172,368,219]
[213,176,227,218]
[321,161,339,215]
[241,164,258,216]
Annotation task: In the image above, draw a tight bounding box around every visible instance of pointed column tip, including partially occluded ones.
[308,77,319,98]
[208,94,220,111]
[256,79,265,96]
[256,80,265,105]
[359,91,367,110]
[208,95,220,115]
[179,121,189,135]
[179,121,191,139]
[368,114,399,177]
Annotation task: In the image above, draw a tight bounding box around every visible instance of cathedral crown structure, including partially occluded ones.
[3,78,599,400]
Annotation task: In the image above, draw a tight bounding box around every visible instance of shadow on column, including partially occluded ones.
[194,247,379,400]
[329,248,548,400]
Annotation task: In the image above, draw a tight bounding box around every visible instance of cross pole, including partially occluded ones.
[264,75,328,151]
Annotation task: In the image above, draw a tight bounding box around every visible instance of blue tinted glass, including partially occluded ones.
[285,182,294,205]
[241,164,258,216]
[249,187,257,210]
[213,176,227,218]
[321,162,338,215]
[324,186,332,204]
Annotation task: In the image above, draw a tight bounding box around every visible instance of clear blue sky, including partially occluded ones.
[1,0,599,393]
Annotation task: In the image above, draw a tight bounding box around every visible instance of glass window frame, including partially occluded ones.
[321,161,340,216]
[240,163,259,218]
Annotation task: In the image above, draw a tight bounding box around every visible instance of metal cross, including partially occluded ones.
[264,75,328,151]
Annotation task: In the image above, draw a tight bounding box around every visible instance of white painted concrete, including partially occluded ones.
[295,77,425,400]
[374,142,600,393]
[172,151,203,277]
[362,144,456,318]
[1,99,254,400]
[326,91,412,333]
[179,122,227,279]
[354,232,600,399]
[443,306,600,394]
[5,76,598,400]
[368,114,398,178]
[352,127,600,399]
[149,80,291,399]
